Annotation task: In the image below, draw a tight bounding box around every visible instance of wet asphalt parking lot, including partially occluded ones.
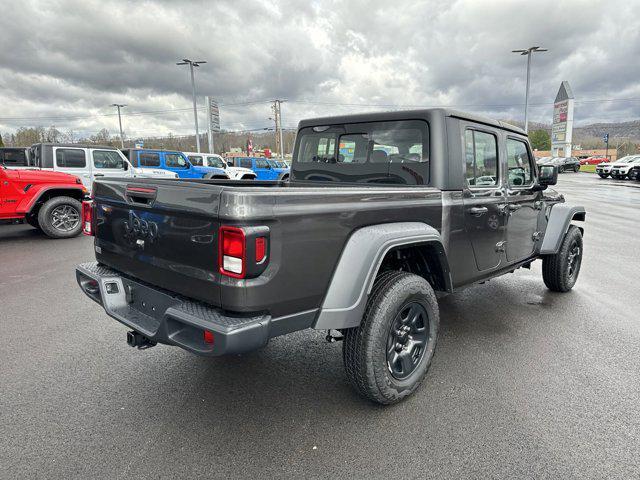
[1,173,639,479]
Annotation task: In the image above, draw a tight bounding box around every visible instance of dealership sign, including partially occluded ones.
[551,81,574,157]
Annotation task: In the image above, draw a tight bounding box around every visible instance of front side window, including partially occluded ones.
[139,152,160,167]
[165,153,188,168]
[506,138,534,186]
[189,155,203,166]
[255,159,269,169]
[55,148,86,168]
[206,156,225,168]
[93,150,124,169]
[464,130,498,187]
[239,158,252,169]
[294,120,429,185]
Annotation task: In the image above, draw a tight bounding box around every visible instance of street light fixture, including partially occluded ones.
[111,103,126,148]
[176,58,207,152]
[512,46,548,133]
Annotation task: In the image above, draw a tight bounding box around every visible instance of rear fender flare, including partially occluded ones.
[313,222,450,330]
[539,204,586,255]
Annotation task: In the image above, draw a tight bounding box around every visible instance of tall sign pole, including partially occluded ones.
[205,97,220,154]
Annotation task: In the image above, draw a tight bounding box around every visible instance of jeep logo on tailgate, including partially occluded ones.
[124,210,158,247]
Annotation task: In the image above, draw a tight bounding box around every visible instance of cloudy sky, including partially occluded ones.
[1,0,639,139]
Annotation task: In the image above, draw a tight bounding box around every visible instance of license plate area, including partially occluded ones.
[108,278,179,336]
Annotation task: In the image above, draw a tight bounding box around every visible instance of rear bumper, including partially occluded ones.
[76,262,271,356]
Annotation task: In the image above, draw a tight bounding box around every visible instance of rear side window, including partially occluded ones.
[1,149,28,165]
[189,155,203,166]
[55,148,86,168]
[294,120,429,185]
[506,138,534,186]
[464,130,498,187]
[165,153,188,168]
[93,150,124,169]
[139,152,160,167]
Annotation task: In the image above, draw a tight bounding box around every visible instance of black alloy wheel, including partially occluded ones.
[386,302,430,380]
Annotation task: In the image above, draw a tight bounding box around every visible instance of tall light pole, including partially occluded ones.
[111,103,126,148]
[512,46,547,133]
[177,58,207,152]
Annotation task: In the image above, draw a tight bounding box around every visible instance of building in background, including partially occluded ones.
[551,81,575,157]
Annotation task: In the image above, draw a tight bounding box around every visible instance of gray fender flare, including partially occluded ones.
[313,222,451,330]
[539,204,586,255]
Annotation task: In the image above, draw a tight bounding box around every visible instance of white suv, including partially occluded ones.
[29,143,178,192]
[610,156,640,179]
[596,156,640,179]
[184,152,256,180]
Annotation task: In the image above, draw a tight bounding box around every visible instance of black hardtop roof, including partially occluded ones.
[297,108,526,136]
[32,142,120,150]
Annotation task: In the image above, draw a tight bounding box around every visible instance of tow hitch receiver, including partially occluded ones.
[126,330,156,350]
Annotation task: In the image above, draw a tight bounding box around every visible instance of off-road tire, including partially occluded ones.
[598,174,608,178]
[343,271,439,405]
[37,196,82,239]
[542,225,583,292]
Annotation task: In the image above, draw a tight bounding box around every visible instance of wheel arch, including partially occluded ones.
[22,186,85,216]
[539,204,586,255]
[313,222,451,330]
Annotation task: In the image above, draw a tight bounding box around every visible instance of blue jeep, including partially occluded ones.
[123,149,228,179]
[227,157,290,181]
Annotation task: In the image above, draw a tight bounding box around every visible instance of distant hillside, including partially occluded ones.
[502,119,640,147]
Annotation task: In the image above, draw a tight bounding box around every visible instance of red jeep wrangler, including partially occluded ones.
[0,166,87,238]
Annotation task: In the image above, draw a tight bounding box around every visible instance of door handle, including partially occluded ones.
[94,173,104,177]
[467,206,488,216]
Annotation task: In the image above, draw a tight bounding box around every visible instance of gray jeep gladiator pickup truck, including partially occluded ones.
[76,108,585,404]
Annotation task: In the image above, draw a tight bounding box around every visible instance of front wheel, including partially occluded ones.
[542,225,583,292]
[342,271,439,405]
[598,174,608,178]
[574,165,580,172]
[558,166,565,173]
[37,196,82,239]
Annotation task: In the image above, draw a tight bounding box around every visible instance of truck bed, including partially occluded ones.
[91,177,443,318]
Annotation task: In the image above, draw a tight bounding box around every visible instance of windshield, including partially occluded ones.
[615,156,634,163]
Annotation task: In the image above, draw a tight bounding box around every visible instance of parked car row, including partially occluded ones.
[595,155,640,179]
[535,156,581,173]
[1,146,291,188]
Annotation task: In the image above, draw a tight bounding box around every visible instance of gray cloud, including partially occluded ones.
[1,0,639,139]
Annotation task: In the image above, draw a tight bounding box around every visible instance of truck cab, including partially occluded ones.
[123,149,228,179]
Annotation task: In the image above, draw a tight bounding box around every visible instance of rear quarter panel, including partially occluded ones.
[218,185,443,317]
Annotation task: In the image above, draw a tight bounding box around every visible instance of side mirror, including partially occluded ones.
[123,159,129,171]
[536,165,558,189]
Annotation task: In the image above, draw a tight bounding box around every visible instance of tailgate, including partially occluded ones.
[92,178,224,307]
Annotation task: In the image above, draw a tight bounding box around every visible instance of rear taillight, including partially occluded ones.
[203,330,215,345]
[82,200,94,236]
[219,227,245,278]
